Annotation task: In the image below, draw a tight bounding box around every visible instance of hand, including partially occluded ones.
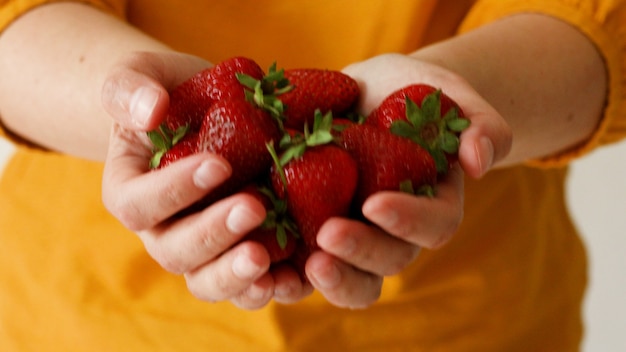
[299,53,512,309]
[101,51,313,309]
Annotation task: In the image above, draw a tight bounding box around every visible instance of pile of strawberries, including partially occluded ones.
[148,57,470,282]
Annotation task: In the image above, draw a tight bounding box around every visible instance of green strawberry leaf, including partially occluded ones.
[388,88,473,176]
[399,179,435,198]
[399,179,415,194]
[237,66,292,125]
[304,110,335,147]
[446,115,471,132]
[149,150,166,170]
[285,144,307,163]
[146,123,189,169]
[236,73,260,91]
[306,130,334,147]
[147,130,168,151]
[171,125,189,145]
[430,149,449,175]
[275,225,288,250]
[440,132,460,154]
[390,120,418,137]
[405,96,426,128]
[416,184,435,197]
[420,89,441,121]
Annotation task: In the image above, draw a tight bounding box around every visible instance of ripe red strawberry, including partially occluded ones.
[367,84,470,175]
[269,112,358,250]
[155,131,199,169]
[240,185,298,263]
[287,240,313,284]
[279,69,360,130]
[338,122,437,210]
[165,56,266,132]
[147,124,195,169]
[195,99,282,204]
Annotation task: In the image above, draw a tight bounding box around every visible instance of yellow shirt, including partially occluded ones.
[0,0,625,351]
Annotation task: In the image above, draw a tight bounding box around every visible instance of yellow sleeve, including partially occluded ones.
[460,0,626,167]
[0,0,127,31]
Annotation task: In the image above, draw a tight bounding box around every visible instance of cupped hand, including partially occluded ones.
[101,51,313,310]
[301,53,512,309]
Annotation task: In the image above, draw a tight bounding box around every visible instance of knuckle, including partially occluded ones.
[345,278,382,310]
[232,289,272,311]
[160,181,188,206]
[185,277,213,302]
[382,245,420,276]
[103,195,147,232]
[189,257,251,302]
[430,210,463,250]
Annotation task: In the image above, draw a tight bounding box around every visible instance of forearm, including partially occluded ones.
[411,13,607,167]
[0,2,170,161]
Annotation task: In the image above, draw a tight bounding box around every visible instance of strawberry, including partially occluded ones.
[165,56,266,132]
[278,69,360,130]
[195,99,282,204]
[149,58,288,171]
[240,185,298,263]
[269,111,358,250]
[152,129,199,169]
[287,240,313,284]
[338,122,437,210]
[367,84,470,175]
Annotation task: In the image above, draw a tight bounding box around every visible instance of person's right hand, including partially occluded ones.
[100,51,314,310]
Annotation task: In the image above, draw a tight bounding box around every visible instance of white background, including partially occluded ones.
[0,139,624,350]
[567,140,626,352]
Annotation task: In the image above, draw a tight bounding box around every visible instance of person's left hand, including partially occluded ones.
[298,53,512,309]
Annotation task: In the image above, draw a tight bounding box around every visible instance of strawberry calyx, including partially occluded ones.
[147,124,189,169]
[390,90,470,175]
[256,185,300,249]
[279,109,335,164]
[399,179,435,197]
[237,62,293,126]
[267,110,336,193]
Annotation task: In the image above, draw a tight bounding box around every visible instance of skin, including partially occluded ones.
[0,3,606,309]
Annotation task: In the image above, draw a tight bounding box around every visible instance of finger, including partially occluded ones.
[306,251,383,309]
[140,193,266,274]
[457,108,512,179]
[101,51,211,131]
[316,218,420,277]
[362,164,465,249]
[184,241,271,303]
[102,124,232,231]
[229,272,275,310]
[271,264,314,304]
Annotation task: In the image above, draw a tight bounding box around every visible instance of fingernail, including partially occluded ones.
[310,262,341,289]
[193,159,231,190]
[274,284,293,298]
[232,254,261,279]
[129,86,160,128]
[226,204,263,235]
[477,137,494,176]
[245,284,269,301]
[368,206,399,230]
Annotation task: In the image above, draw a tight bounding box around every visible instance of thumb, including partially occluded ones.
[458,107,512,179]
[101,51,211,131]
